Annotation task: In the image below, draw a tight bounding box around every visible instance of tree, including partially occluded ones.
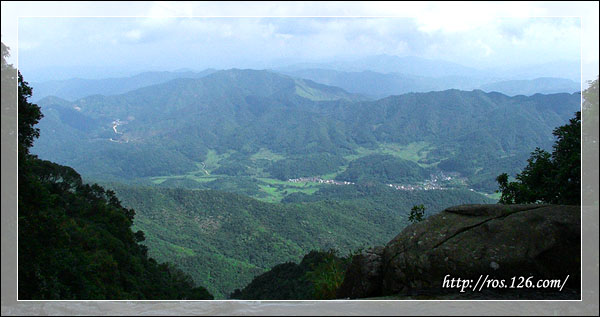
[2,41,19,167]
[11,42,213,299]
[304,250,347,300]
[408,204,426,224]
[496,111,581,205]
[18,70,43,155]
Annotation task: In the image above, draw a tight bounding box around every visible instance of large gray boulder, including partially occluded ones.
[338,204,581,299]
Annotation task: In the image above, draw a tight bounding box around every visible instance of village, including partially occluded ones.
[287,171,464,191]
[287,177,355,185]
[387,171,461,191]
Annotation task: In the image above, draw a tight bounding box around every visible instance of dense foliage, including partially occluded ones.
[496,111,581,205]
[106,182,493,298]
[304,250,351,299]
[336,154,429,183]
[408,204,426,224]
[229,250,350,300]
[16,63,213,299]
[18,72,43,153]
[267,153,347,180]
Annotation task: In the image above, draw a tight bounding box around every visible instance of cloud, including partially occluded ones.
[124,29,142,42]
[16,15,583,80]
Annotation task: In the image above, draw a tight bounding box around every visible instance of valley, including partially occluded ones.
[26,67,582,299]
[31,69,581,194]
[142,141,440,203]
[11,11,591,307]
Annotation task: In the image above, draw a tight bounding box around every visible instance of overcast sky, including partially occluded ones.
[2,2,598,82]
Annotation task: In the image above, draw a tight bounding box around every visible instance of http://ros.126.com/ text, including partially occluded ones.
[442,274,570,293]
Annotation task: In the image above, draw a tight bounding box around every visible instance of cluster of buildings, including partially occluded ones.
[287,171,465,191]
[287,177,354,185]
[386,183,446,191]
[387,171,463,191]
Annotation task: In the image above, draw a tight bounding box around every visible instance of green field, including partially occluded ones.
[250,148,285,162]
[145,142,474,203]
[257,178,323,203]
[345,141,437,167]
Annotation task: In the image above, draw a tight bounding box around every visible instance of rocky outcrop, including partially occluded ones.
[337,204,581,299]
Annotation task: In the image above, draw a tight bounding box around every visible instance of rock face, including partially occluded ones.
[337,204,581,299]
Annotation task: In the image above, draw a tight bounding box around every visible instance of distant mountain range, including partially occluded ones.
[479,77,581,96]
[280,69,580,98]
[28,55,581,102]
[30,67,580,104]
[492,60,582,83]
[278,55,488,78]
[277,54,581,81]
[31,69,580,192]
[29,69,217,102]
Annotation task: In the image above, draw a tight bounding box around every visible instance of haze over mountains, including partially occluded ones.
[277,55,489,78]
[29,69,217,102]
[479,77,581,96]
[276,55,582,81]
[29,55,581,101]
[281,69,580,98]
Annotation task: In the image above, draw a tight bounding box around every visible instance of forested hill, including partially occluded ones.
[18,157,213,299]
[105,182,495,298]
[31,69,580,193]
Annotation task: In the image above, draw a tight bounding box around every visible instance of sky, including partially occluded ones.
[2,2,598,82]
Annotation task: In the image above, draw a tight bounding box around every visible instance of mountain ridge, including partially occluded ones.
[31,69,580,192]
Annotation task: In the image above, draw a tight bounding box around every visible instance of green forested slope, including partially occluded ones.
[106,183,494,298]
[229,250,351,300]
[335,154,430,183]
[19,159,213,300]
